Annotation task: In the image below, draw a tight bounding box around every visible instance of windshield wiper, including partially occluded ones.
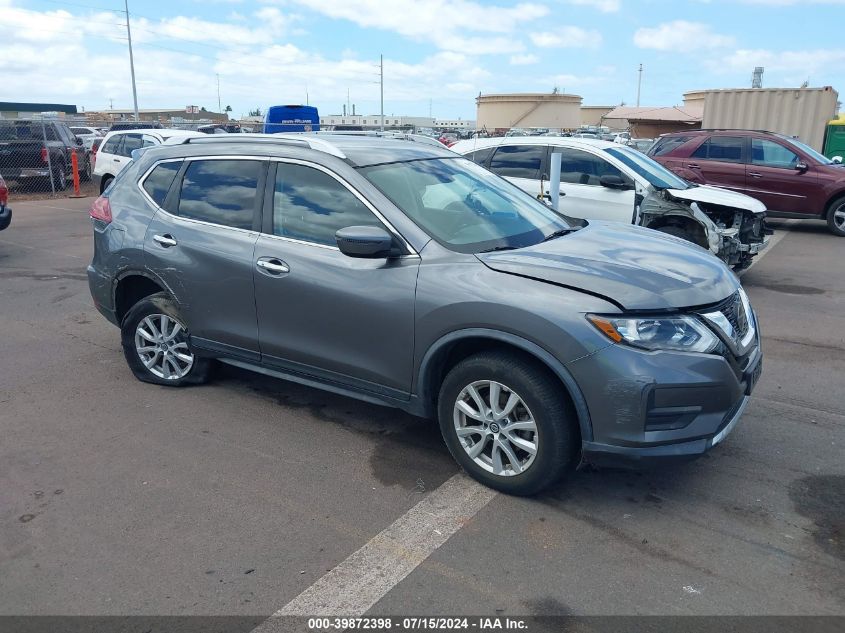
[542,228,577,242]
[480,245,518,253]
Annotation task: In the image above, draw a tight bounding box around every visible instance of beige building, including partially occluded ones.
[84,108,229,123]
[580,105,615,127]
[476,92,582,131]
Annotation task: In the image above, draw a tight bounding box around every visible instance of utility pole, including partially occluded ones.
[636,63,643,107]
[216,74,222,113]
[380,54,385,132]
[124,0,139,121]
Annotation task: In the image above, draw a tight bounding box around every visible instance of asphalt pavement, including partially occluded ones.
[0,199,842,622]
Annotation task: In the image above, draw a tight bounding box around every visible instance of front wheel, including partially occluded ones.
[827,196,845,237]
[438,351,578,495]
[121,292,212,386]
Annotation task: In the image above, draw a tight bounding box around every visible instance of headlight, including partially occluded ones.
[587,314,719,353]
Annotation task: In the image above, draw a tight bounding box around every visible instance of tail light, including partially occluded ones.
[41,147,48,162]
[90,195,112,224]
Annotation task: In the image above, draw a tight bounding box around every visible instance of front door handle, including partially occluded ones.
[153,234,177,247]
[748,172,763,178]
[256,257,290,275]
[544,190,566,197]
[686,163,700,169]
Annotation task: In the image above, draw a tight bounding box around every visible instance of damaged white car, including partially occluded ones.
[451,137,768,269]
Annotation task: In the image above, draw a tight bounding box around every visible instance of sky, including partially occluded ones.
[2,0,842,120]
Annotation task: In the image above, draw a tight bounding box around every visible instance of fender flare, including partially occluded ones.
[112,268,178,322]
[416,328,593,442]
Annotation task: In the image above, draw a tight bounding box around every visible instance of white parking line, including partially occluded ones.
[738,219,797,277]
[253,473,497,628]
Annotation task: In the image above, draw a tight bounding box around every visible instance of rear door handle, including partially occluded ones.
[153,234,177,247]
[748,172,763,178]
[256,257,290,275]
[544,190,566,197]
[686,163,700,169]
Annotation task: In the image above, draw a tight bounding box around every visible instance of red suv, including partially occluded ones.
[649,129,845,236]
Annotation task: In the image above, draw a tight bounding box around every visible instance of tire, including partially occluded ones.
[826,196,845,237]
[654,224,693,242]
[100,175,113,194]
[121,292,212,387]
[52,164,67,191]
[81,155,93,182]
[437,351,578,496]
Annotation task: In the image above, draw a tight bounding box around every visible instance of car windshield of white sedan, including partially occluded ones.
[604,146,691,190]
[360,158,571,253]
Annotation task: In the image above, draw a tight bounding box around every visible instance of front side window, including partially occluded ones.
[177,159,261,230]
[489,145,545,179]
[465,147,495,167]
[142,160,182,207]
[360,157,571,253]
[273,163,383,246]
[691,136,743,163]
[751,139,799,169]
[556,147,625,186]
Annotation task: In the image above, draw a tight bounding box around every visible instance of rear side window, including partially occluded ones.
[119,134,144,157]
[177,159,261,230]
[101,136,122,155]
[273,163,382,246]
[142,161,182,207]
[691,136,744,163]
[649,136,689,156]
[464,147,495,167]
[489,145,545,179]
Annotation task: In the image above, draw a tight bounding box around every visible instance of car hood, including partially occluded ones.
[665,184,767,214]
[477,222,738,311]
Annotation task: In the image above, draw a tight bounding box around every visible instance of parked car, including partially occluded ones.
[108,121,164,132]
[452,136,768,269]
[87,134,762,495]
[649,129,845,236]
[93,128,205,193]
[0,174,10,230]
[0,119,89,189]
[69,126,104,150]
[626,138,655,153]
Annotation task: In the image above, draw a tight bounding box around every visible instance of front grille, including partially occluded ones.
[708,291,749,341]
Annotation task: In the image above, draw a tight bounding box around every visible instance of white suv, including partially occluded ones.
[93,129,204,193]
[451,136,768,269]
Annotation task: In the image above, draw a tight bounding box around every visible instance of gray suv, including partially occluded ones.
[87,134,762,495]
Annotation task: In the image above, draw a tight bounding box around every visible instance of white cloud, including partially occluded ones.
[510,54,539,65]
[284,0,547,52]
[633,21,734,51]
[714,48,845,75]
[567,0,621,12]
[530,27,602,49]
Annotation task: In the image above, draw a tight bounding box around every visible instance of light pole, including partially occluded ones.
[380,54,384,132]
[124,0,139,121]
[636,63,643,108]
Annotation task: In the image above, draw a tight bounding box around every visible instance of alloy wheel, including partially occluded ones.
[134,313,194,380]
[834,204,845,231]
[453,380,538,476]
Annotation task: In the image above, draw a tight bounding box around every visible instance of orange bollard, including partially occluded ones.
[70,151,84,198]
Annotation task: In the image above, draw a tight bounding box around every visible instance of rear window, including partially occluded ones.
[489,145,545,179]
[176,159,261,230]
[142,161,183,207]
[101,136,122,155]
[648,136,689,156]
[464,147,495,166]
[691,136,744,163]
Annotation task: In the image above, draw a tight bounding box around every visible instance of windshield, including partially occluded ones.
[604,146,690,190]
[778,135,833,165]
[359,158,571,253]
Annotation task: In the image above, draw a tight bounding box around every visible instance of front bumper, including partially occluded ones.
[569,338,761,468]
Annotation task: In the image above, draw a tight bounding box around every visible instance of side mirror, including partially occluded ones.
[599,174,632,190]
[795,161,808,172]
[831,156,842,164]
[336,225,395,258]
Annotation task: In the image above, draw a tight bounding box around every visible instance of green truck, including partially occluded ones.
[823,115,845,162]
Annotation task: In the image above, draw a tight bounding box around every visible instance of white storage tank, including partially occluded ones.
[476,93,582,131]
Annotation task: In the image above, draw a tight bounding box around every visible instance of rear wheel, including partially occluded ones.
[51,164,67,191]
[121,292,212,387]
[827,196,845,237]
[100,175,113,194]
[438,351,578,495]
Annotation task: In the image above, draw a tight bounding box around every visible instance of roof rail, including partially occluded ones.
[307,130,446,148]
[178,132,346,159]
